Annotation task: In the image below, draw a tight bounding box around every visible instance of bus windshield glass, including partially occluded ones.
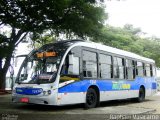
[16,41,77,84]
[17,53,61,84]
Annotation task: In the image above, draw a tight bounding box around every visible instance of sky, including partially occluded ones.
[105,0,160,37]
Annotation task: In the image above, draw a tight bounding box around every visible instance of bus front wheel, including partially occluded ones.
[85,88,98,109]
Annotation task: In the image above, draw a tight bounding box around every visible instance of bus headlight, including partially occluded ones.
[43,90,52,96]
[48,90,51,95]
[43,91,47,95]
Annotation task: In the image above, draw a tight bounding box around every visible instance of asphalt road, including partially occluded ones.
[0,93,160,120]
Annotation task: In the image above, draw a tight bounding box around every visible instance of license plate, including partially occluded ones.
[20,97,29,103]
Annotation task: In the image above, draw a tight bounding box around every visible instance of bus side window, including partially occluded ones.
[82,50,97,78]
[60,47,81,81]
[137,61,144,76]
[152,65,156,76]
[117,57,125,79]
[126,59,134,79]
[113,57,119,78]
[99,54,112,79]
[68,54,80,75]
[146,63,151,77]
[132,61,136,79]
[113,57,124,79]
[143,63,146,76]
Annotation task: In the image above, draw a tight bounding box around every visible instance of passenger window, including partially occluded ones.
[113,57,119,78]
[146,63,151,77]
[83,50,97,78]
[137,62,144,76]
[113,57,125,79]
[99,54,112,79]
[152,65,156,76]
[126,59,135,79]
[143,63,146,76]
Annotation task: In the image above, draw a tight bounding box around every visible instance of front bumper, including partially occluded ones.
[12,93,58,105]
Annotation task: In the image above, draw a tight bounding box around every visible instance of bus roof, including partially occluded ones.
[68,40,155,63]
[39,40,155,63]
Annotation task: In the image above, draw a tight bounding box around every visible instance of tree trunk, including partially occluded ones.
[0,71,6,90]
[0,49,13,90]
[0,29,25,90]
[0,57,5,90]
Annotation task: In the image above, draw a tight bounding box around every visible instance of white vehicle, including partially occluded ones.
[12,40,157,108]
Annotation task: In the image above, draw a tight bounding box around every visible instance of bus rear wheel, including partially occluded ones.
[85,88,98,109]
[137,87,145,102]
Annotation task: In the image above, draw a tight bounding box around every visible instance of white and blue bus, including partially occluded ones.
[12,40,157,108]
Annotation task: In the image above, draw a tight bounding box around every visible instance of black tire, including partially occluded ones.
[137,87,145,102]
[85,88,98,109]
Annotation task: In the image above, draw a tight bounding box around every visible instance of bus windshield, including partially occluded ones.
[16,53,61,84]
[16,41,74,84]
[16,41,79,84]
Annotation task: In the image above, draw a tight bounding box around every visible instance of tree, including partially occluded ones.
[91,25,140,49]
[0,0,107,89]
[123,24,142,35]
[91,25,160,67]
[30,31,56,49]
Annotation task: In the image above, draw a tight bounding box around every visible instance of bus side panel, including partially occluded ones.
[57,77,156,105]
[138,77,157,96]
[58,80,91,105]
[57,92,86,105]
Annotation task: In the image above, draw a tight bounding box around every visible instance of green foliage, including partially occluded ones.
[0,34,8,58]
[0,0,106,58]
[0,0,106,37]
[0,0,107,89]
[30,32,56,48]
[92,24,160,67]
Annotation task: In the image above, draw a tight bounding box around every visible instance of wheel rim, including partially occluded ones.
[87,92,96,105]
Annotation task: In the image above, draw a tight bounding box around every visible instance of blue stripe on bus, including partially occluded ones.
[58,77,156,93]
[16,87,43,95]
[152,82,157,89]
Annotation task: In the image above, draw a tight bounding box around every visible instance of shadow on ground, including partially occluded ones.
[12,98,153,112]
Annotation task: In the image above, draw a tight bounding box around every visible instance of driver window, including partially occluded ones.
[60,47,81,82]
[68,54,80,75]
[61,53,80,75]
